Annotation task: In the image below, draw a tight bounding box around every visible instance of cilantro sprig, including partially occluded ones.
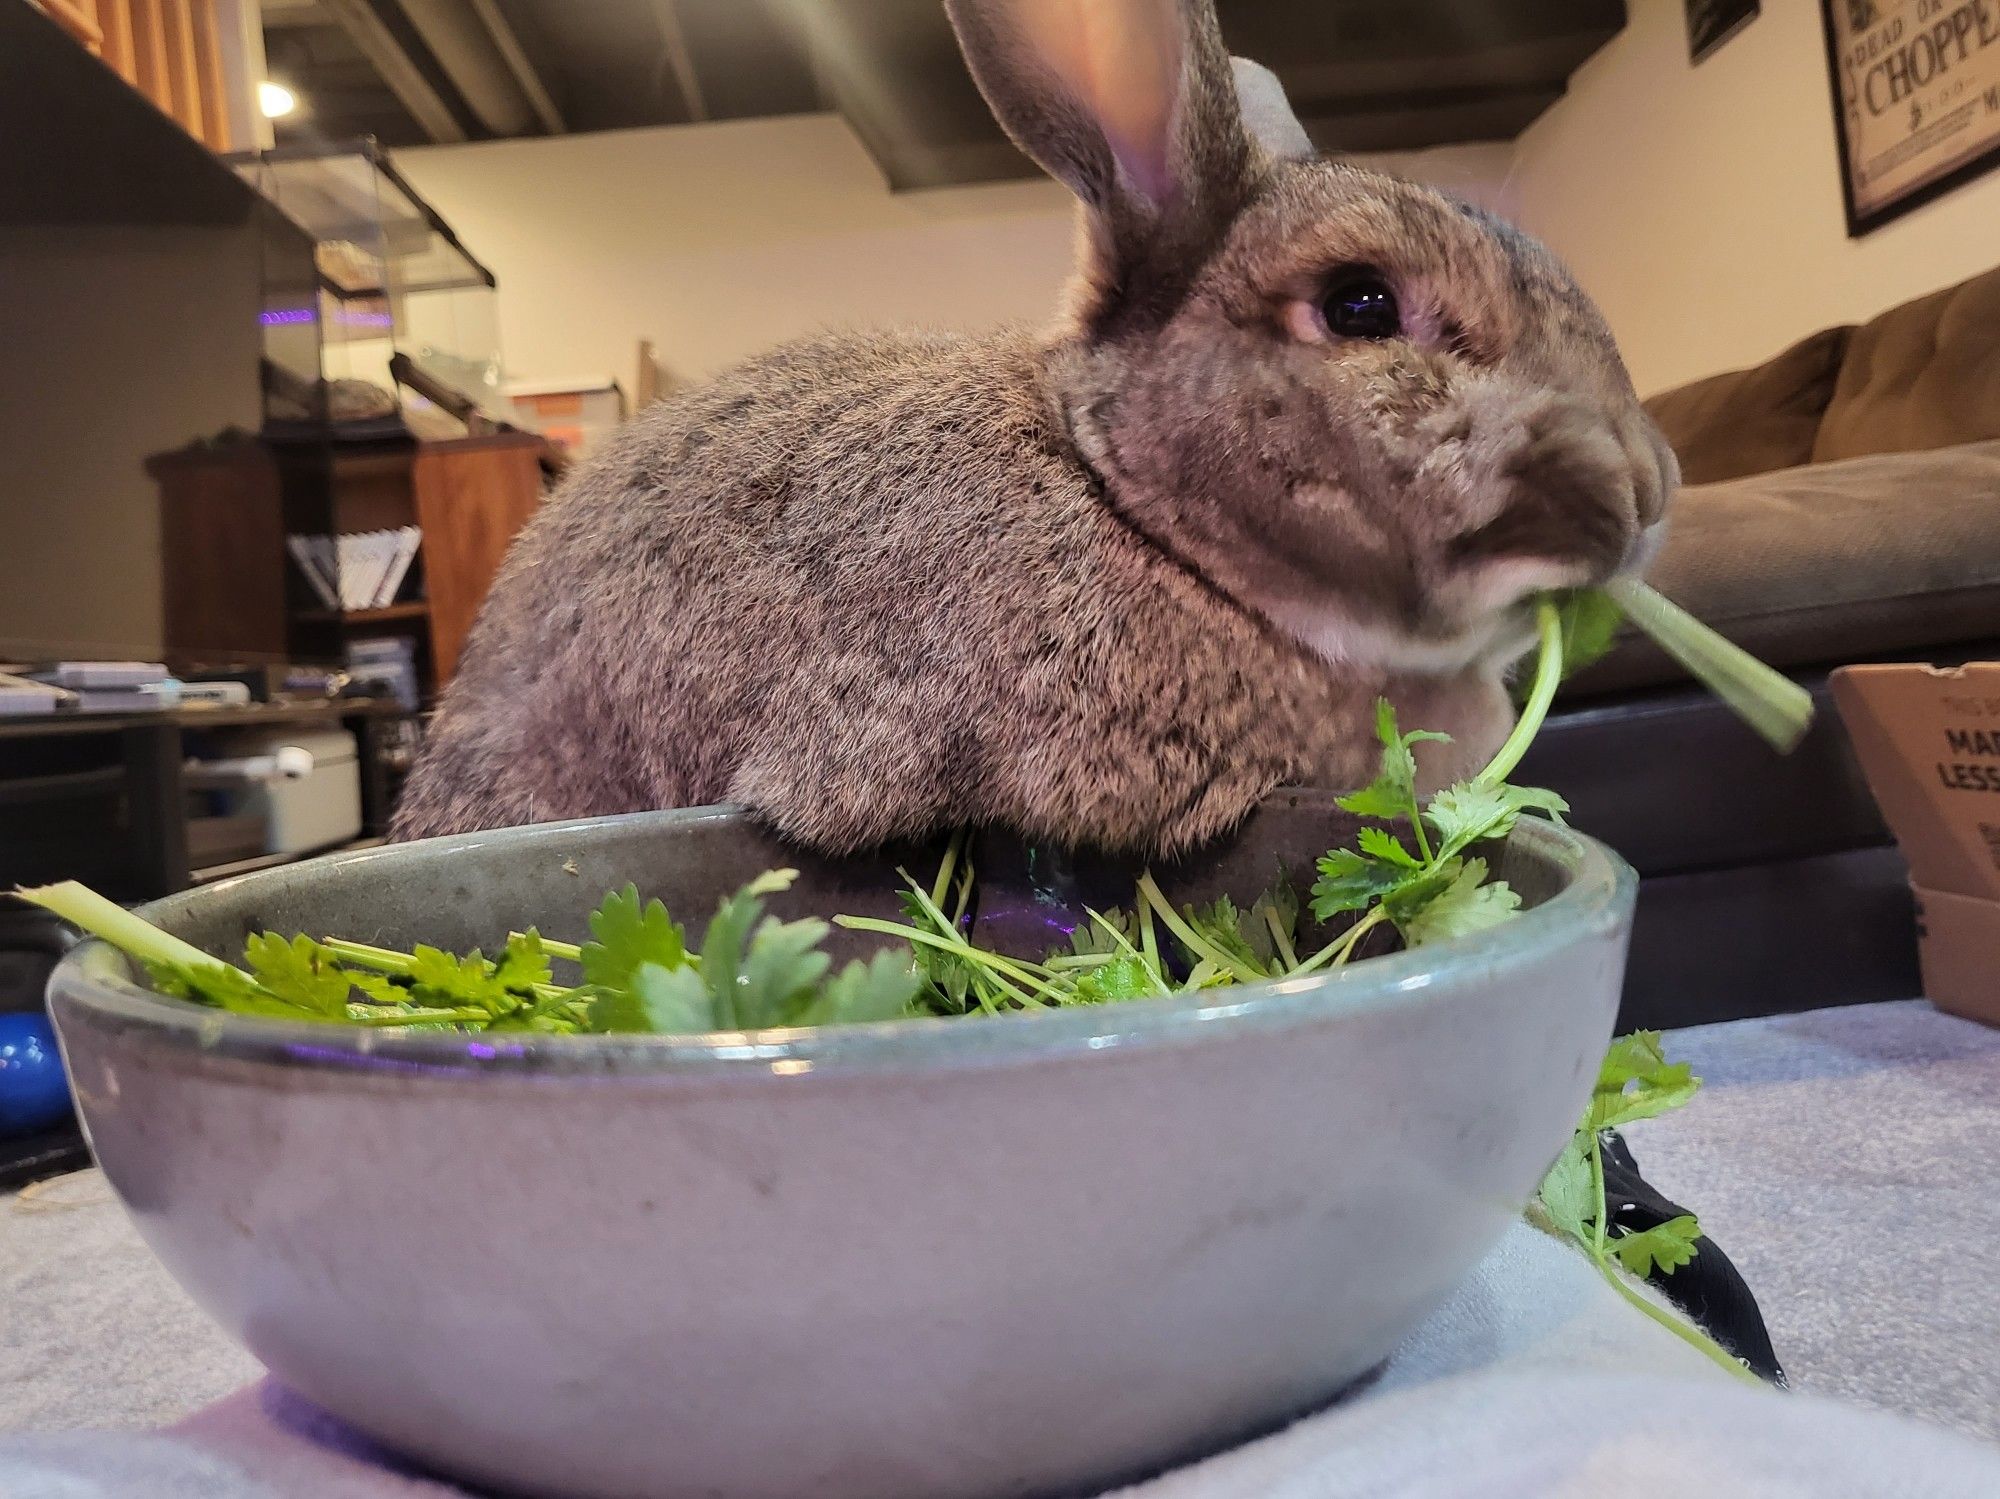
[1533,1032,1757,1382]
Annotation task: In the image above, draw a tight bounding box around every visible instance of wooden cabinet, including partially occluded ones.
[412,439,545,680]
[152,432,552,696]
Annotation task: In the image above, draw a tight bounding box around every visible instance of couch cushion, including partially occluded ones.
[1813,262,2000,463]
[1643,326,1851,485]
[1565,439,2000,697]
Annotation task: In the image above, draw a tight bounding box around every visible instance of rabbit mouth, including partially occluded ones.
[1619,519,1669,579]
[1270,597,1536,679]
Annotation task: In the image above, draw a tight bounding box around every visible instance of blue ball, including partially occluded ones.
[0,1012,73,1135]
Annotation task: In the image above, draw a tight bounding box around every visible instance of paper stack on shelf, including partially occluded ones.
[286,527,422,612]
[0,671,69,716]
[16,662,178,714]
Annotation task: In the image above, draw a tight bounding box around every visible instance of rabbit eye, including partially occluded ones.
[1321,273,1401,340]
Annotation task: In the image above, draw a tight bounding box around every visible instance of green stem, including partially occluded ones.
[1287,906,1388,978]
[1263,907,1298,971]
[17,881,229,975]
[1135,883,1163,985]
[513,932,583,963]
[322,938,415,973]
[346,1006,484,1027]
[1607,579,1812,754]
[1477,598,1564,789]
[898,876,966,944]
[1588,1129,1609,1256]
[324,938,570,1003]
[929,831,965,913]
[948,863,974,928]
[1595,1257,1760,1384]
[1044,952,1119,971]
[1134,873,1264,984]
[831,915,1048,1007]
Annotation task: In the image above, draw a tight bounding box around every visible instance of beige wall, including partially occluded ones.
[1510,0,2000,396]
[0,226,264,657]
[395,115,1516,391]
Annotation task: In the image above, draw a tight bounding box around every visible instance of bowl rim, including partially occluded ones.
[49,809,1635,1080]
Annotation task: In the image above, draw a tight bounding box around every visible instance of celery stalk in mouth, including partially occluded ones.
[1602,579,1814,753]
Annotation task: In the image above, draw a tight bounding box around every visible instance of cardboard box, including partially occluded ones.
[509,378,627,459]
[1832,663,2000,1026]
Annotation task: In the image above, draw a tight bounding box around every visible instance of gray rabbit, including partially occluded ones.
[393,0,1672,856]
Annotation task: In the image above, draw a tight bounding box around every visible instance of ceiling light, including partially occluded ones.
[258,81,298,119]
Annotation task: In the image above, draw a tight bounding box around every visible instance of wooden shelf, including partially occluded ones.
[0,697,410,742]
[295,601,430,625]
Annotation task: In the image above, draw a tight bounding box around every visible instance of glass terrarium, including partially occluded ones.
[226,139,510,440]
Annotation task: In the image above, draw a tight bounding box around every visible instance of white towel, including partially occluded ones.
[3,1222,1996,1498]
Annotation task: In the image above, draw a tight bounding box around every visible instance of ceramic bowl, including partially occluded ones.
[48,794,1633,1499]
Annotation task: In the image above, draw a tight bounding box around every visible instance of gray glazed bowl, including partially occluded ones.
[48,795,1633,1499]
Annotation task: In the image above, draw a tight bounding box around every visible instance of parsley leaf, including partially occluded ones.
[581,884,688,991]
[1536,1136,1596,1245]
[1612,1215,1703,1277]
[617,961,702,1033]
[736,915,835,1029]
[1310,849,1417,919]
[1424,782,1570,863]
[1556,589,1626,681]
[1357,826,1419,867]
[1394,858,1522,947]
[1069,953,1160,1004]
[242,933,353,1018]
[1588,1030,1700,1130]
[494,931,553,993]
[796,950,925,1027]
[1337,699,1452,821]
[1176,897,1267,977]
[145,958,289,1017]
[1062,908,1146,970]
[1247,876,1300,968]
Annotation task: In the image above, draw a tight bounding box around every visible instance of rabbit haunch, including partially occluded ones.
[392,0,1671,857]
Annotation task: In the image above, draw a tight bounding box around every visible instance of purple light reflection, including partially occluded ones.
[280,1037,527,1076]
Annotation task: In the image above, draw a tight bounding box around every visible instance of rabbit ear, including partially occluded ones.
[1231,58,1313,161]
[946,0,1254,322]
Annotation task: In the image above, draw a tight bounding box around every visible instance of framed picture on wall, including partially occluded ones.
[1821,0,2000,235]
[1686,0,1759,64]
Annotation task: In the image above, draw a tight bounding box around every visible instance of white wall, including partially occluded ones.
[395,115,1515,392]
[1509,0,2000,395]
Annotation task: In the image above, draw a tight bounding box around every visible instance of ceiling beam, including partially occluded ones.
[1304,84,1566,155]
[398,0,543,135]
[646,1,708,122]
[317,0,468,142]
[466,0,564,133]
